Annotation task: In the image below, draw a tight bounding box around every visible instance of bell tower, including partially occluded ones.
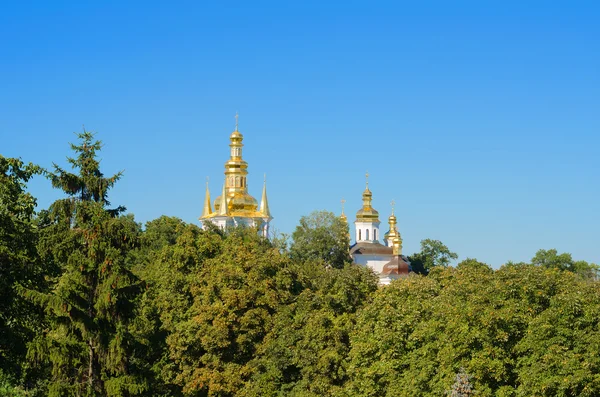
[354,173,381,243]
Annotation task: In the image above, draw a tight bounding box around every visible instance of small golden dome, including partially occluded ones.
[356,186,379,222]
[230,130,243,141]
[356,206,379,221]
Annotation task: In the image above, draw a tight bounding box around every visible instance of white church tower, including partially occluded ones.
[348,174,411,283]
[354,173,381,243]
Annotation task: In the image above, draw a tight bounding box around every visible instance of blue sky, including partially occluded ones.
[1,1,599,267]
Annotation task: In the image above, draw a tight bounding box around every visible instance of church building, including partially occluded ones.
[199,115,408,285]
[346,175,411,285]
[199,115,272,237]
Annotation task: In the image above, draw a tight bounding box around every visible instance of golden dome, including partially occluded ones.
[213,191,258,214]
[356,175,380,222]
[200,114,272,222]
[230,191,259,212]
[384,201,400,242]
[230,130,243,140]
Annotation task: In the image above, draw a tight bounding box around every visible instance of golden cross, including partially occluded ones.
[365,171,369,187]
[391,199,395,215]
[235,111,239,131]
[341,198,346,214]
[206,176,209,187]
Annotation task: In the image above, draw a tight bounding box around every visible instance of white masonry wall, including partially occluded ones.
[354,221,381,243]
[352,253,393,274]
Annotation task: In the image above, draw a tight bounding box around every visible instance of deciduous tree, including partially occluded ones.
[290,211,351,269]
[408,239,458,275]
[0,156,44,389]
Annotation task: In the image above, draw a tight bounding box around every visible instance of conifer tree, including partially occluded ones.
[24,130,144,396]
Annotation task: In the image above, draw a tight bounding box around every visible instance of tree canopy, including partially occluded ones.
[290,210,351,269]
[1,131,599,396]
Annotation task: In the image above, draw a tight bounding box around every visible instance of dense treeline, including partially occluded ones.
[1,132,599,396]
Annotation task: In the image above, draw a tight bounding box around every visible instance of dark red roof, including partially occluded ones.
[350,242,393,256]
[381,256,410,276]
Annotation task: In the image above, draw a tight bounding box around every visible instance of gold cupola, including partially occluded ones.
[392,236,403,255]
[355,173,380,223]
[199,114,273,237]
[384,200,402,246]
[213,113,259,215]
[340,198,347,222]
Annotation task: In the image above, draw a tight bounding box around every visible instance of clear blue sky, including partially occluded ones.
[2,1,599,267]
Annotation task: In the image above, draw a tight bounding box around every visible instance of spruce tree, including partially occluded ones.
[25,130,144,396]
[449,368,474,396]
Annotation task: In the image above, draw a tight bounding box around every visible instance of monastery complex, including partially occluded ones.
[199,117,411,284]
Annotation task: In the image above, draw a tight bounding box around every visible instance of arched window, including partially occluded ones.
[235,176,240,187]
[366,229,370,240]
[358,229,361,240]
[373,229,377,241]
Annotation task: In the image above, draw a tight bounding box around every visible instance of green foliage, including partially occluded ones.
[344,263,600,396]
[244,263,378,396]
[531,248,599,279]
[514,277,600,396]
[290,210,351,269]
[408,238,458,275]
[138,224,293,395]
[23,131,144,396]
[0,155,44,384]
[5,132,600,396]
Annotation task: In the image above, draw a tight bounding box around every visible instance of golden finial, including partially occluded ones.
[264,173,266,183]
[206,176,209,188]
[365,172,369,188]
[341,198,346,215]
[235,111,239,132]
[391,199,395,215]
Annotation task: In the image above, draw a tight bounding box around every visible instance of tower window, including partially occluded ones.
[366,229,370,240]
[373,230,377,240]
[358,229,361,240]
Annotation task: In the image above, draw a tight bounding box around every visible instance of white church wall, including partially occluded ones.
[353,254,392,274]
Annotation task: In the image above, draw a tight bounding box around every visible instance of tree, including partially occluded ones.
[290,211,351,269]
[408,239,458,275]
[514,272,600,396]
[531,248,599,279]
[138,224,295,396]
[243,262,378,396]
[0,156,44,389]
[344,263,600,396]
[24,131,144,396]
